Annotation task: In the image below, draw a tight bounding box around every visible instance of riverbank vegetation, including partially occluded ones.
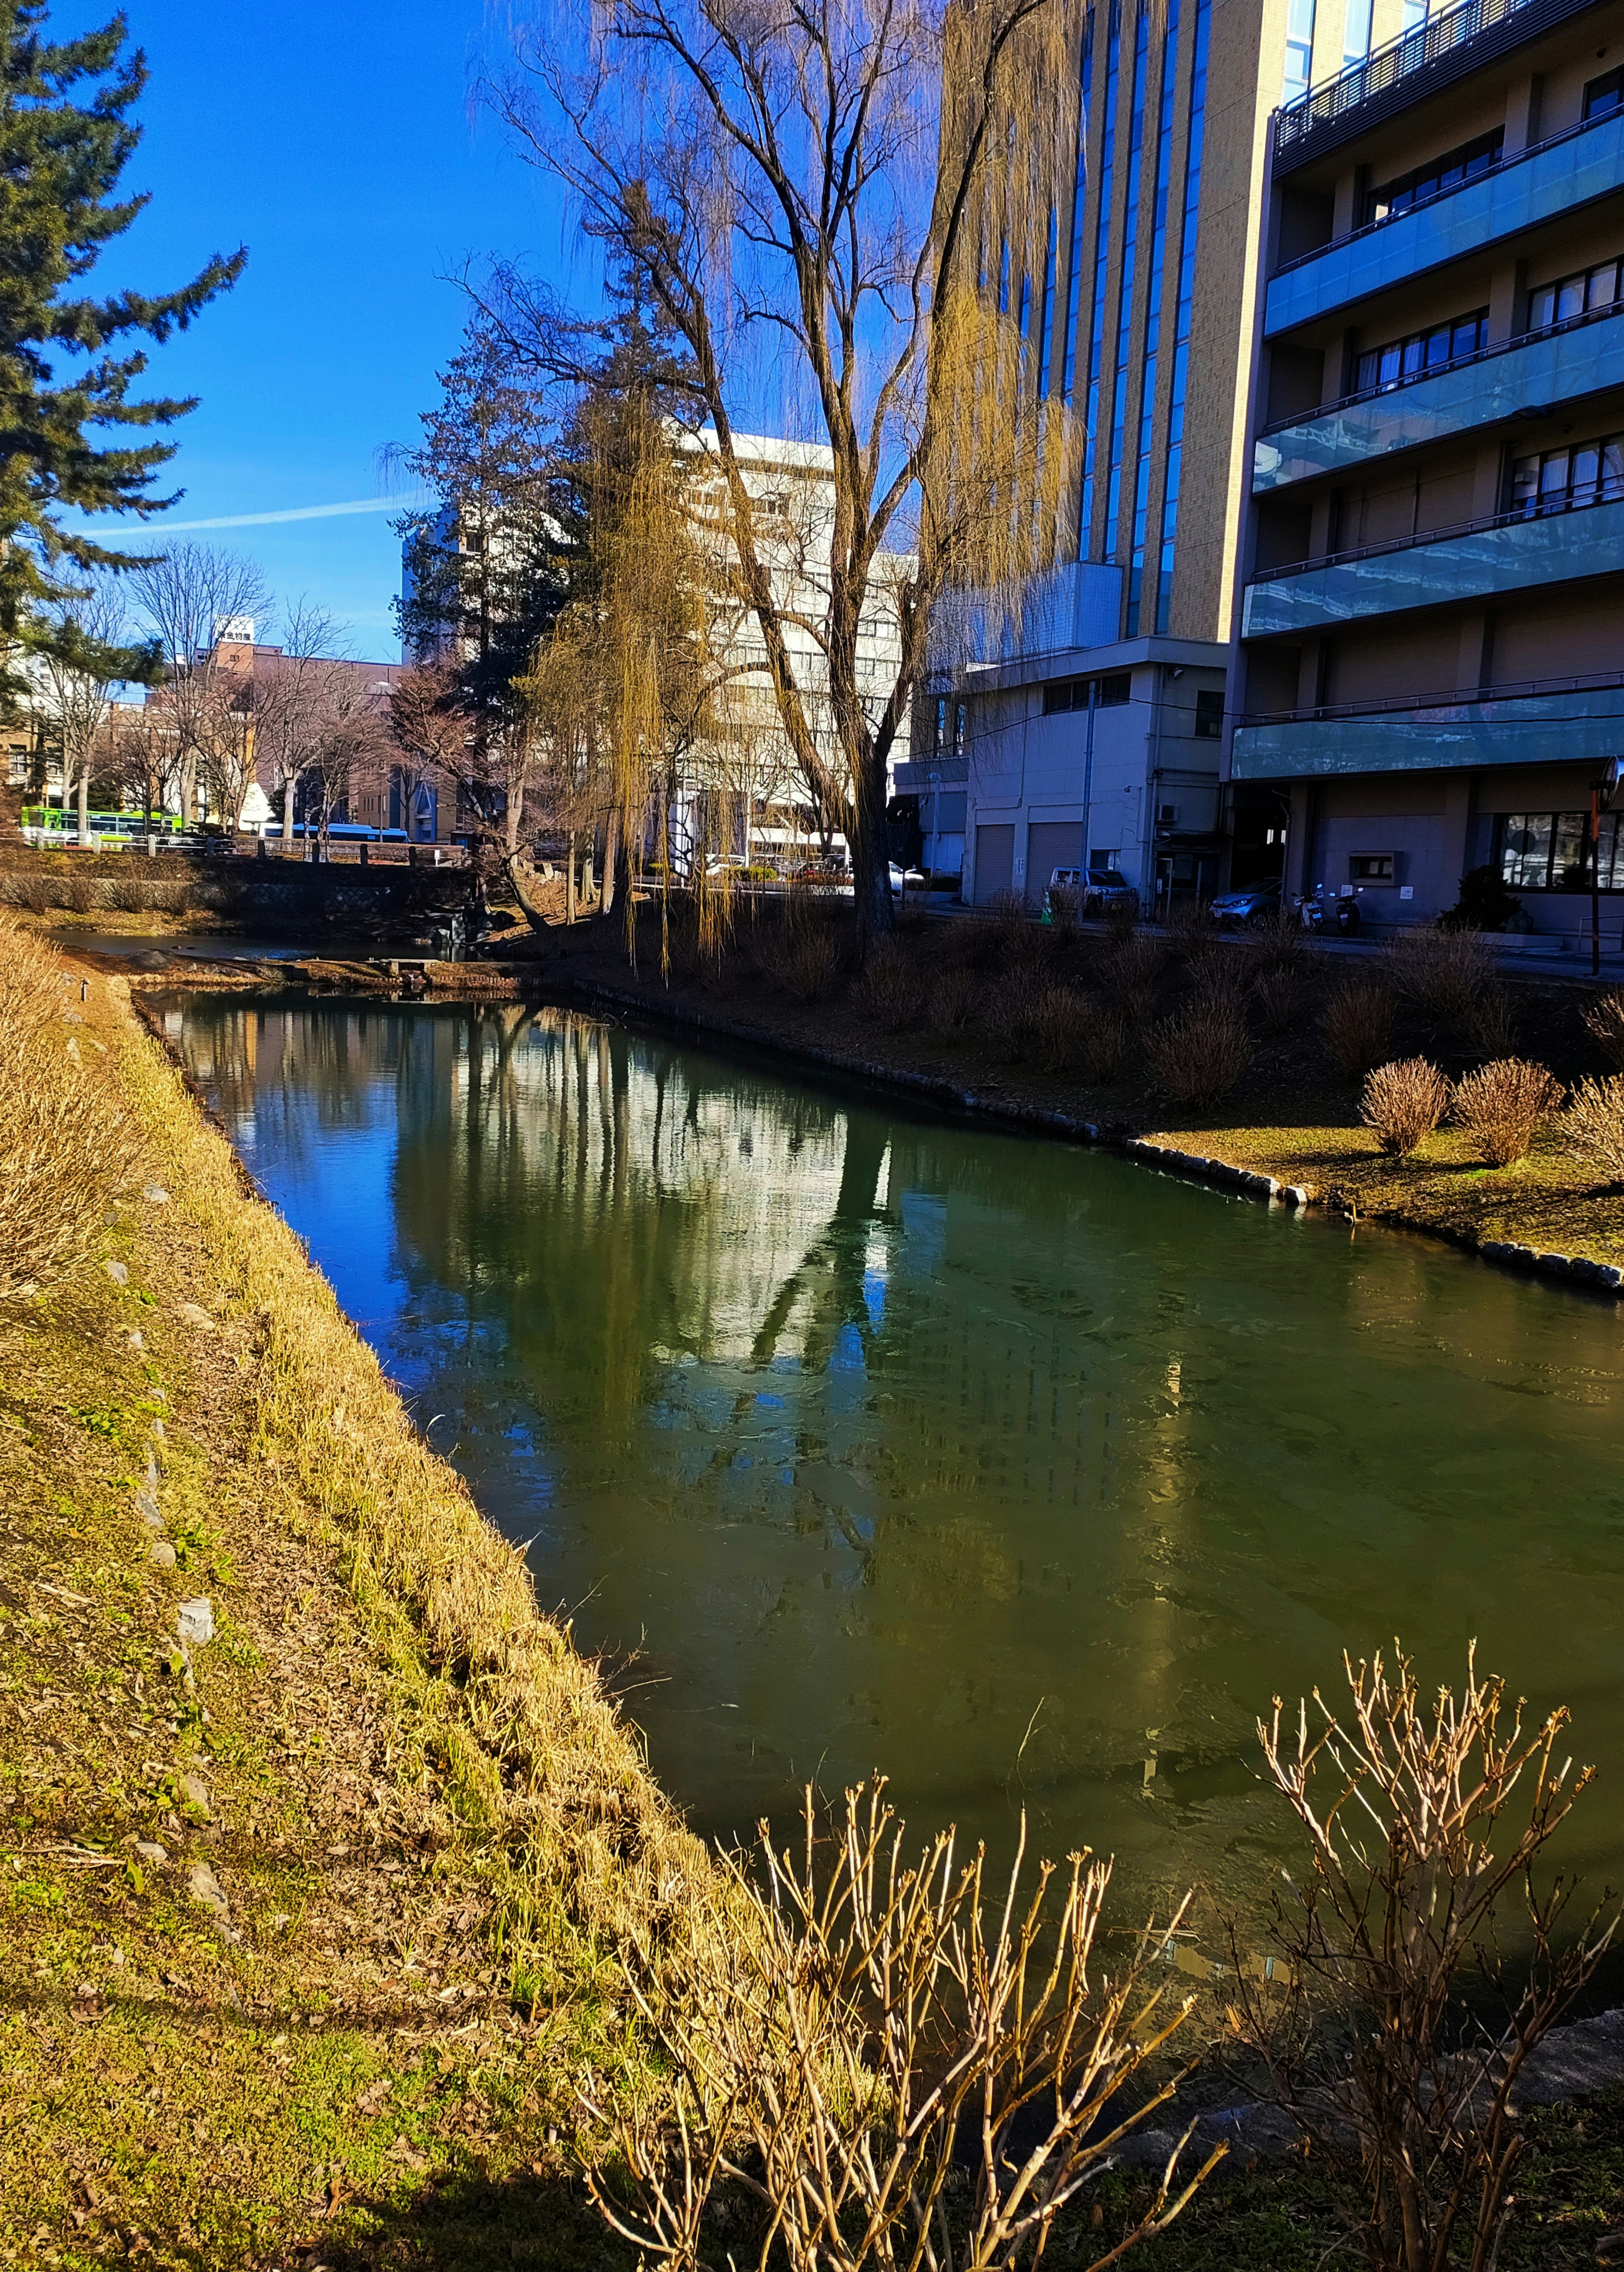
[533,891,1624,1274]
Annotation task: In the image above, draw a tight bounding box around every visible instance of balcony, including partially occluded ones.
[1242,492,1624,635]
[1265,107,1624,338]
[1230,678,1624,777]
[1255,303,1624,491]
[1273,0,1598,173]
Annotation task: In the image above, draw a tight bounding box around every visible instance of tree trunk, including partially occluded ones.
[76,764,90,849]
[281,777,296,847]
[505,850,552,935]
[600,809,620,919]
[567,831,577,925]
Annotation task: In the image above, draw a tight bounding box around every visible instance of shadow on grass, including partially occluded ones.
[317,2165,637,2272]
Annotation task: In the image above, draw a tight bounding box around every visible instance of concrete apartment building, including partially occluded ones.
[1228,0,1624,938]
[927,0,1304,908]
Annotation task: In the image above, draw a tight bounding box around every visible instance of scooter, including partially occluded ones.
[1295,891,1362,936]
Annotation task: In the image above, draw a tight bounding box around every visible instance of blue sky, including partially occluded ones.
[60,0,575,658]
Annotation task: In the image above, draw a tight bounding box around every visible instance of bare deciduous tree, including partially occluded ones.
[33,577,139,843]
[1226,1646,1616,2272]
[129,543,270,824]
[387,660,466,841]
[488,0,1070,947]
[253,602,347,847]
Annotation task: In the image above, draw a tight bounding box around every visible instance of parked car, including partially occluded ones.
[889,863,927,896]
[1210,882,1281,927]
[1048,864,1138,917]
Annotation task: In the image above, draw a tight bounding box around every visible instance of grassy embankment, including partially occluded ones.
[0,940,708,2269]
[520,896,1624,1278]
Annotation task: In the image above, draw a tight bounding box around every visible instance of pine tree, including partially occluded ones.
[0,3,246,687]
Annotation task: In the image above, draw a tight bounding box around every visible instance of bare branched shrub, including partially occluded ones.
[1377,924,1496,1030]
[757,914,842,1003]
[1359,1057,1449,1159]
[1099,931,1166,1027]
[580,1781,1223,2272]
[1078,1005,1130,1082]
[983,888,1031,956]
[0,923,140,1303]
[1252,963,1304,1034]
[924,962,974,1035]
[1227,1647,1615,2272]
[1019,981,1090,1073]
[1565,1074,1624,1184]
[1254,903,1312,973]
[1321,983,1396,1077]
[1462,980,1516,1058]
[1183,949,1249,1023]
[3,869,56,913]
[1144,1004,1251,1106]
[1163,896,1215,958]
[1047,882,1083,948]
[1450,1057,1563,1167]
[982,968,1044,1060]
[853,938,925,1030]
[1581,988,1624,1071]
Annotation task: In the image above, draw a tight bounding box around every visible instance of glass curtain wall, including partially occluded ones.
[1076,0,1122,549]
[1126,0,1181,632]
[1153,0,1210,631]
[1060,15,1095,400]
[1103,8,1150,560]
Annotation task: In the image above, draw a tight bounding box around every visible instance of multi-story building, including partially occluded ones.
[933,0,1309,907]
[1228,0,1624,938]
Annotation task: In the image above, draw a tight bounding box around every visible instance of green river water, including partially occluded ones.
[164,991,1624,1924]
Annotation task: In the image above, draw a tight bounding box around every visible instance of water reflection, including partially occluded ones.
[170,995,1624,1912]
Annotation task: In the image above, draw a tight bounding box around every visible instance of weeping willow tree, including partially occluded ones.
[488,0,1077,950]
[518,377,732,972]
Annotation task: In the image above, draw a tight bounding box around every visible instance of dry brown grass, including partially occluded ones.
[1377,924,1498,1035]
[924,961,975,1034]
[1019,981,1092,1072]
[1321,982,1396,1077]
[106,985,717,1997]
[1145,1003,1251,1107]
[1253,963,1306,1033]
[757,914,843,1003]
[1098,929,1166,1026]
[1565,1075,1624,1184]
[1451,1058,1565,1168]
[1360,1057,1450,1159]
[1582,990,1624,1072]
[0,922,140,1303]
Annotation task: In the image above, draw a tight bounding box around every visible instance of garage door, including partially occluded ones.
[1026,821,1084,907]
[973,824,1015,905]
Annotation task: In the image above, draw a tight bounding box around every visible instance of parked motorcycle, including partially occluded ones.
[1295,891,1362,935]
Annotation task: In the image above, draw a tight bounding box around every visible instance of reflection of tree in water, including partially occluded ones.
[173,997,398,1172]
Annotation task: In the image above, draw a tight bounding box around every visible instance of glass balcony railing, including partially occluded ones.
[1230,680,1624,777]
[1275,0,1539,154]
[1241,491,1624,636]
[1254,300,1624,489]
[1265,105,1624,337]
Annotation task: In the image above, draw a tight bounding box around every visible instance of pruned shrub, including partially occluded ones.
[1099,929,1166,1025]
[1077,1004,1129,1082]
[1377,923,1496,1028]
[1020,981,1092,1073]
[1360,1056,1449,1159]
[924,962,974,1035]
[1566,1074,1624,1184]
[1321,982,1396,1077]
[757,915,842,1003]
[1227,1648,1612,2272]
[1047,882,1084,948]
[1451,1056,1563,1167]
[853,938,925,1030]
[580,1781,1218,2272]
[1582,989,1624,1071]
[1253,962,1304,1033]
[1144,1004,1251,1105]
[0,922,139,1303]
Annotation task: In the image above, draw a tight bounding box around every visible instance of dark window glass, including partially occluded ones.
[1585,64,1624,119]
[1510,429,1624,517]
[953,702,968,758]
[1353,307,1488,393]
[1498,811,1616,890]
[1194,689,1223,737]
[1528,258,1624,331]
[1366,130,1503,225]
[1042,679,1084,714]
[1097,673,1131,706]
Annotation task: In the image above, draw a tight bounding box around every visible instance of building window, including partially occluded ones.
[1354,308,1488,393]
[933,695,949,756]
[1042,672,1131,714]
[1281,0,1316,104]
[953,701,968,758]
[1193,689,1223,737]
[1341,0,1372,64]
[1366,129,1502,224]
[1509,431,1624,518]
[1528,258,1623,332]
[1585,64,1624,119]
[1498,811,1623,890]
[1350,851,1395,883]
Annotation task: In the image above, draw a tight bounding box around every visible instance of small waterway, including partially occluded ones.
[163,990,1624,1918]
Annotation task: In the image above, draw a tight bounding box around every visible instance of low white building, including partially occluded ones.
[922,565,1228,909]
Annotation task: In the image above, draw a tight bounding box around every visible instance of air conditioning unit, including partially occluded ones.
[1157,803,1179,827]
